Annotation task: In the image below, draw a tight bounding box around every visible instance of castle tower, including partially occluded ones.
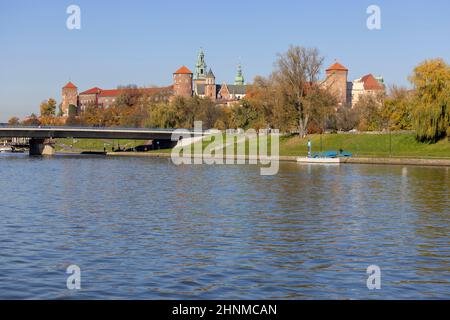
[205,69,216,101]
[173,66,193,98]
[62,81,78,116]
[234,63,245,85]
[194,48,207,95]
[325,62,349,107]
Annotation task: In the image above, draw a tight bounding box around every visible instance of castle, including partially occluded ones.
[61,50,384,116]
[61,49,247,116]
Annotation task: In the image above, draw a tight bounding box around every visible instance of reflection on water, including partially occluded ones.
[0,154,449,299]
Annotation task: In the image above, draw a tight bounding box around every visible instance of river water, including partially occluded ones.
[0,154,449,299]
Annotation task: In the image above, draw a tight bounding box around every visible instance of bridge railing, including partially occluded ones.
[0,124,181,132]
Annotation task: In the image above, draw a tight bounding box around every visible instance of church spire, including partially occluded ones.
[234,63,245,85]
[194,48,207,80]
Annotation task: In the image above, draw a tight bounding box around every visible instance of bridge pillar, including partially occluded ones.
[29,138,55,156]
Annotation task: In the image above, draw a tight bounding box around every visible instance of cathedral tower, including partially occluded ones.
[205,69,216,101]
[234,63,245,85]
[194,48,207,95]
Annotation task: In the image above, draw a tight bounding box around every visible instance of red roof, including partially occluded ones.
[80,87,103,95]
[174,66,193,74]
[80,86,173,97]
[141,86,174,94]
[361,74,384,90]
[326,62,348,72]
[98,89,122,97]
[63,81,77,89]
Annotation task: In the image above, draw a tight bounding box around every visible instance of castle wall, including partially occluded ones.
[173,73,193,97]
[61,87,78,116]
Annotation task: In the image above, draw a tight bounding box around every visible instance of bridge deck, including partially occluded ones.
[0,126,201,140]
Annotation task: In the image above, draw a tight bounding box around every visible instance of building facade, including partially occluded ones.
[173,66,194,98]
[351,74,385,106]
[191,49,247,103]
[62,49,247,114]
[322,61,385,108]
[61,82,78,116]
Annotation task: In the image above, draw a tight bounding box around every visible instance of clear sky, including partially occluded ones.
[1,0,449,121]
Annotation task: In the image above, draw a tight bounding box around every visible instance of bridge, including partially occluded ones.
[0,126,202,155]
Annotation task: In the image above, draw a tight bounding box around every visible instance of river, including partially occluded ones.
[0,154,449,299]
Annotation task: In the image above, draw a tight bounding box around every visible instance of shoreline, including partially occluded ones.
[105,152,450,167]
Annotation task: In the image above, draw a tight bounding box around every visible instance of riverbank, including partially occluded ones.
[106,151,450,167]
[56,133,450,158]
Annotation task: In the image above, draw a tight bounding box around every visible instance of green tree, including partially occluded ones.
[381,86,413,131]
[144,103,177,128]
[68,104,78,117]
[409,58,450,142]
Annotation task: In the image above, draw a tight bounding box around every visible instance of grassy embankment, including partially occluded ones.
[56,133,450,159]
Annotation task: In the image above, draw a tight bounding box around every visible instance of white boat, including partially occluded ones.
[0,146,13,153]
[0,142,13,153]
[297,157,341,164]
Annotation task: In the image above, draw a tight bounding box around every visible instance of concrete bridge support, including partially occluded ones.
[152,139,178,150]
[29,138,55,156]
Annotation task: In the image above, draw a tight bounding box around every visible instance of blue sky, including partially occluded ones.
[1,0,449,121]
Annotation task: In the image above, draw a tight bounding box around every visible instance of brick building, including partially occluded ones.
[61,82,78,116]
[322,61,385,108]
[173,66,193,98]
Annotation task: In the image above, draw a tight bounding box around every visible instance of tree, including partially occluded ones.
[381,85,413,131]
[409,58,450,142]
[274,45,324,137]
[22,114,41,126]
[80,103,103,126]
[40,98,57,117]
[8,117,20,125]
[245,75,296,132]
[144,103,177,128]
[230,100,261,129]
[304,87,337,133]
[335,107,359,131]
[68,104,78,117]
[353,93,385,131]
[57,103,64,117]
